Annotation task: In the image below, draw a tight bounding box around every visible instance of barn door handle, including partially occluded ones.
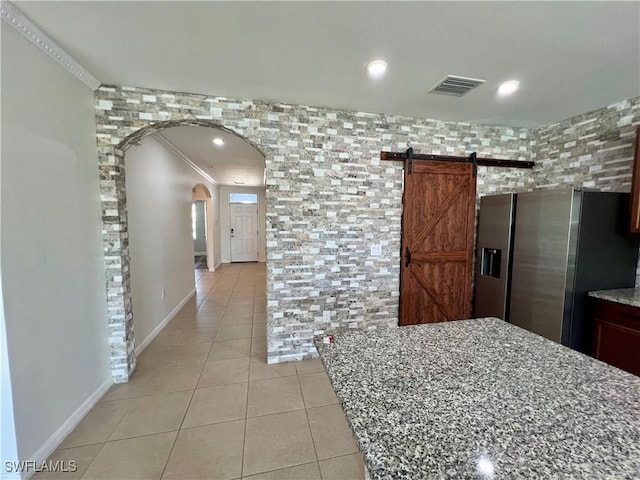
[405,247,411,267]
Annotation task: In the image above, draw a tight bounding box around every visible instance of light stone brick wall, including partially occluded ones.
[94,85,531,380]
[531,96,640,192]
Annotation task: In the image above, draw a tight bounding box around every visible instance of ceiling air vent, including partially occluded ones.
[429,75,486,97]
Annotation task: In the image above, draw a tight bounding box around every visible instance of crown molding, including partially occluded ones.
[1,1,101,90]
[152,133,218,186]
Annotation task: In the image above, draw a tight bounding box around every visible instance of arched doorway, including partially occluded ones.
[100,120,267,383]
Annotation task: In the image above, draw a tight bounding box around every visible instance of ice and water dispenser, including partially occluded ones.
[481,248,502,279]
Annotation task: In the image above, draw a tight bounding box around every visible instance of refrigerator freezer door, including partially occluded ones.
[509,188,576,342]
[474,194,515,320]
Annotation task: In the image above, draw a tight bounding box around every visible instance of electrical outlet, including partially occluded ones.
[370,244,382,256]
[161,288,166,299]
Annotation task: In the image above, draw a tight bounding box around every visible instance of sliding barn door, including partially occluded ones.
[399,160,476,325]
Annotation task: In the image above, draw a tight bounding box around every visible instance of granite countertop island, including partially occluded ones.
[589,288,640,308]
[314,318,640,479]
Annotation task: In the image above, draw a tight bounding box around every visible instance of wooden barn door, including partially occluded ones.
[399,160,476,325]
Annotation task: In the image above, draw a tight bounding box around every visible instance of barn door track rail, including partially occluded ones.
[381,149,534,175]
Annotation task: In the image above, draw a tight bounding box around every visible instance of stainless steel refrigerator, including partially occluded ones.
[474,188,639,354]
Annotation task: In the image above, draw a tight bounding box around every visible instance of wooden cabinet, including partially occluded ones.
[629,127,640,233]
[591,297,640,376]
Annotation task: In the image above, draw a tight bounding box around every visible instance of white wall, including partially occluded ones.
[125,136,217,348]
[220,186,266,263]
[1,26,110,464]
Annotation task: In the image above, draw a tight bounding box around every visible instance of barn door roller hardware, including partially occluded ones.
[382,149,534,173]
[407,147,414,174]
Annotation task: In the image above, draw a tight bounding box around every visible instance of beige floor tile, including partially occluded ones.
[162,318,187,331]
[164,342,212,366]
[194,306,227,316]
[133,357,163,376]
[101,373,151,402]
[183,383,248,428]
[318,454,366,480]
[252,313,267,322]
[60,399,131,448]
[230,294,255,300]
[135,346,171,370]
[250,353,268,364]
[31,444,103,480]
[162,421,244,480]
[175,327,217,344]
[209,338,252,361]
[81,431,176,480]
[108,390,192,440]
[227,298,254,307]
[142,363,203,395]
[212,288,234,293]
[247,376,304,417]
[200,298,229,307]
[295,359,325,376]
[195,282,216,290]
[251,337,266,356]
[198,357,250,387]
[172,313,222,327]
[298,372,339,408]
[216,325,253,341]
[243,410,316,476]
[150,329,183,346]
[249,358,296,381]
[253,304,266,313]
[252,322,266,338]
[137,342,211,369]
[306,404,358,460]
[175,305,197,316]
[241,462,321,480]
[224,308,254,318]
[221,314,254,326]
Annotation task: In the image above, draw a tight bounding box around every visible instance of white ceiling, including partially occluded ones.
[158,127,265,187]
[11,1,640,184]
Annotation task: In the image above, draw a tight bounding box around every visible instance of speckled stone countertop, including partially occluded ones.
[589,288,640,308]
[314,318,640,479]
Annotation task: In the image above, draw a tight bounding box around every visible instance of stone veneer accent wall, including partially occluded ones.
[531,96,640,192]
[94,85,531,381]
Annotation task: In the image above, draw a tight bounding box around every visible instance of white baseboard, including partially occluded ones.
[22,377,113,479]
[134,288,196,357]
[212,260,222,272]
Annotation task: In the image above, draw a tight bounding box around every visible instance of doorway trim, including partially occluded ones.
[99,119,266,383]
[192,183,215,271]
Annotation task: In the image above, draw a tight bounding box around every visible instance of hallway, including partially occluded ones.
[34,263,364,479]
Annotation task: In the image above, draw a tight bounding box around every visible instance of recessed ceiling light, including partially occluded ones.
[212,137,224,146]
[497,80,520,96]
[367,59,388,79]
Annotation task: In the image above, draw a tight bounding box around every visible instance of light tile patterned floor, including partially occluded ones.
[35,263,365,480]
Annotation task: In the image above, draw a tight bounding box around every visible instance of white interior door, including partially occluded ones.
[230,203,258,262]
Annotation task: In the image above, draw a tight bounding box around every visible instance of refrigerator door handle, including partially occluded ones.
[405,247,411,267]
